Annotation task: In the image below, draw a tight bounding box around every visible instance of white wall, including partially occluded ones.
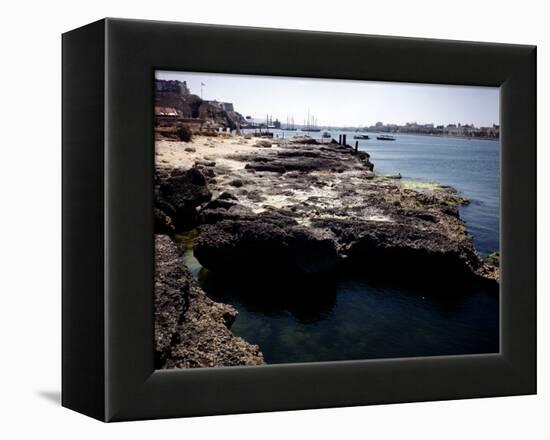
[0,0,546,437]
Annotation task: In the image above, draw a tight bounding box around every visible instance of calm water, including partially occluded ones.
[353,133,500,255]
[177,131,500,364]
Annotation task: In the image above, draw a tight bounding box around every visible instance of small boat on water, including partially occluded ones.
[376,134,396,141]
[354,134,370,140]
[322,131,331,138]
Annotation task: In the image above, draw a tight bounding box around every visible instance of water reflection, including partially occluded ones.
[198,269,337,323]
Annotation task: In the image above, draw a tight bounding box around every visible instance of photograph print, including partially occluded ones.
[153,71,500,369]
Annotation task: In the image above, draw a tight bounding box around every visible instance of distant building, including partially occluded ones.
[207,100,235,112]
[446,124,461,136]
[362,121,497,138]
[222,102,234,112]
[155,106,178,116]
[154,106,179,126]
[480,125,500,138]
[155,79,190,96]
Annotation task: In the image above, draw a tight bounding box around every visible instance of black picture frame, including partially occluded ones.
[62,18,536,422]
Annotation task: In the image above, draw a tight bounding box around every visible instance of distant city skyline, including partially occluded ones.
[156,70,500,128]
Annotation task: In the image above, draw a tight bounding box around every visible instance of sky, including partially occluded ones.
[156,70,499,128]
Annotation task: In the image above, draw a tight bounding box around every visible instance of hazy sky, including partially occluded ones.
[156,70,499,127]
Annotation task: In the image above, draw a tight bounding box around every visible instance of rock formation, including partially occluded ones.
[155,234,264,368]
[194,209,338,275]
[154,133,499,368]
[156,167,212,229]
[185,136,497,287]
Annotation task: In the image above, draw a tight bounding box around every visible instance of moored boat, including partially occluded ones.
[303,111,321,132]
[285,115,297,130]
[376,134,396,141]
[354,134,370,140]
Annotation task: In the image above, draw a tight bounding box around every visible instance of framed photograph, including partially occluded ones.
[62,18,536,422]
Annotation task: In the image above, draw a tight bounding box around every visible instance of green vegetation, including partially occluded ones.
[485,251,500,267]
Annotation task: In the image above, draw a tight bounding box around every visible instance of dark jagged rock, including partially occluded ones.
[441,205,460,217]
[159,167,212,229]
[155,234,189,359]
[195,160,216,167]
[197,166,216,178]
[238,142,374,174]
[194,209,338,275]
[288,228,339,274]
[245,162,287,173]
[312,217,482,283]
[155,235,264,369]
[155,207,175,234]
[193,175,496,286]
[291,135,320,144]
[201,198,236,211]
[357,151,374,171]
[199,201,255,224]
[399,209,439,223]
[245,156,352,173]
[277,149,321,158]
[218,191,238,201]
[254,139,272,148]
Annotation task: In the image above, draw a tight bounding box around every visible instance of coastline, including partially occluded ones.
[245,129,499,142]
[154,133,499,368]
[382,132,499,141]
[386,132,500,142]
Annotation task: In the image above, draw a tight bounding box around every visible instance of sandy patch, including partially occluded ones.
[155,135,283,172]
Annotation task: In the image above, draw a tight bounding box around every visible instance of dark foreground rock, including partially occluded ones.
[240,142,374,174]
[312,217,490,285]
[155,207,175,234]
[155,234,264,368]
[192,178,498,287]
[156,167,212,229]
[194,212,338,275]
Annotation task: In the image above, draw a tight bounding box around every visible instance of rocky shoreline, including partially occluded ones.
[154,133,499,368]
[155,234,264,368]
